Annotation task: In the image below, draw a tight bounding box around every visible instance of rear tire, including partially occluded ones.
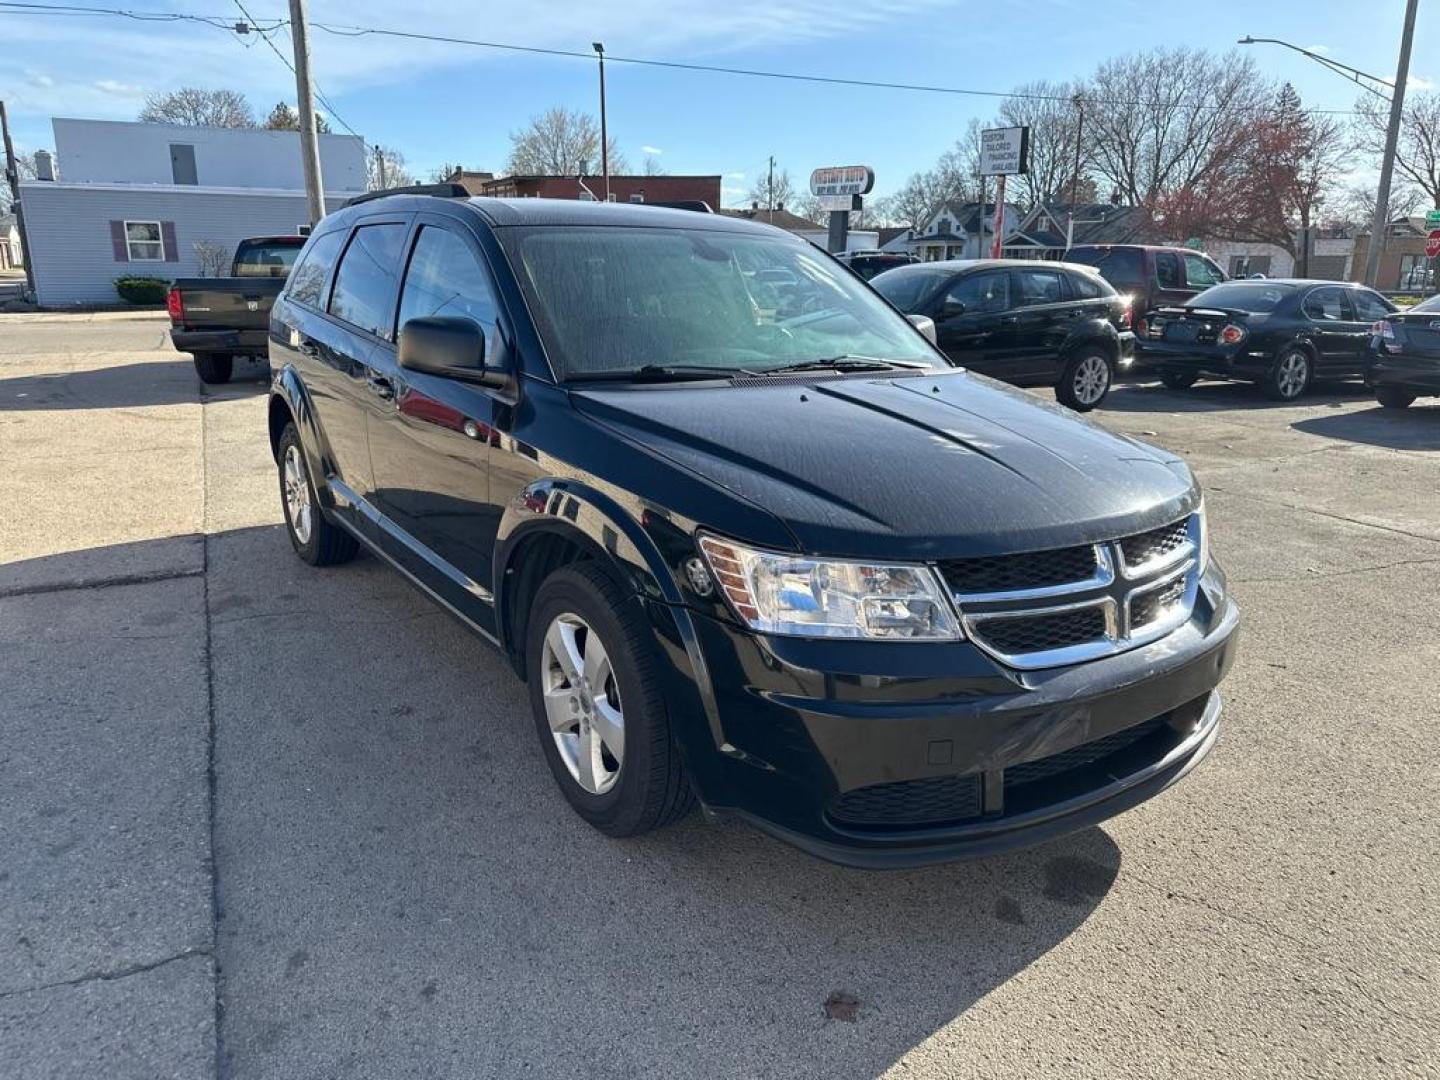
[1376,385,1416,410]
[276,422,358,566]
[525,562,695,837]
[193,353,233,385]
[1160,370,1198,390]
[1264,348,1311,402]
[1055,349,1112,412]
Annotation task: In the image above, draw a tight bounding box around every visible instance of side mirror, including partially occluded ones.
[398,316,505,388]
[906,313,937,345]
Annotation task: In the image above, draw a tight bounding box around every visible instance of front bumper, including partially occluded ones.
[659,564,1239,868]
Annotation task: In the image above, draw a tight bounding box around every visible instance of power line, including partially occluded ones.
[0,0,1373,117]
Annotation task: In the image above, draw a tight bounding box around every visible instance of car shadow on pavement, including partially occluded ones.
[5,526,1123,1079]
[0,357,268,411]
[1291,404,1440,451]
[1101,379,1371,414]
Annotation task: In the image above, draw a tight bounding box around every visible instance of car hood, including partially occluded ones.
[572,371,1197,560]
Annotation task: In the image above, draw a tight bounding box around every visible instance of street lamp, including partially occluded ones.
[1236,36,1391,100]
[593,42,609,203]
[1239,5,1419,288]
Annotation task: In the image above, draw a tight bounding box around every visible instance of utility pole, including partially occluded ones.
[767,155,775,222]
[593,43,609,202]
[287,0,326,223]
[0,100,38,300]
[1066,92,1085,250]
[1364,0,1419,288]
[374,145,386,190]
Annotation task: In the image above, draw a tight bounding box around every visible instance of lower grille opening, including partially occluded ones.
[1004,716,1168,789]
[828,774,982,830]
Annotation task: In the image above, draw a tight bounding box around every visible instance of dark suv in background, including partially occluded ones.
[871,258,1134,410]
[1066,244,1227,318]
[265,189,1237,867]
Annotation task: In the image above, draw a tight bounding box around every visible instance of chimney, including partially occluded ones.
[34,150,55,181]
[1109,189,1122,206]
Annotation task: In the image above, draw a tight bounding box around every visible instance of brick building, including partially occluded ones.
[447,170,720,207]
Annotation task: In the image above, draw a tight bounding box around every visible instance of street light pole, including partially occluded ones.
[1364,0,1419,289]
[593,42,609,202]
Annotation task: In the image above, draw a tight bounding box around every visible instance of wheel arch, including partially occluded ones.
[1062,326,1120,364]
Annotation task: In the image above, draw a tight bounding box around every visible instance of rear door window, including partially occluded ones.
[1013,268,1066,307]
[1154,253,1182,289]
[1183,254,1224,289]
[328,222,409,340]
[285,230,345,309]
[1302,286,1350,322]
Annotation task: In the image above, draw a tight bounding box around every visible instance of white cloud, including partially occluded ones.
[641,145,663,155]
[93,79,144,98]
[726,171,746,179]
[26,71,56,88]
[1408,74,1436,92]
[1303,44,1330,55]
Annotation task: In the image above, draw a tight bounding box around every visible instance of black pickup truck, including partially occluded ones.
[168,235,306,383]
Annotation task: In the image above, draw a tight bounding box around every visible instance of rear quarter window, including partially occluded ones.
[285,230,345,308]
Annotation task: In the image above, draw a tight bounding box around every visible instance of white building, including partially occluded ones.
[20,117,365,306]
[0,213,21,270]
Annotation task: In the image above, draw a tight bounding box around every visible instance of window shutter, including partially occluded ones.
[110,221,129,262]
[161,221,179,262]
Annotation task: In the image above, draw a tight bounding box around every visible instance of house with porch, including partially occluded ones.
[1000,201,1154,260]
[906,201,1022,261]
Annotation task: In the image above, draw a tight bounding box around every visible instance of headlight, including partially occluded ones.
[697,535,962,640]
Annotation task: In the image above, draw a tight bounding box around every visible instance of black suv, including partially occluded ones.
[870,259,1134,411]
[266,190,1239,867]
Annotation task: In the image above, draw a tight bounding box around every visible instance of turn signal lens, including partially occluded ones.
[697,535,962,640]
[165,287,184,324]
[1218,323,1246,345]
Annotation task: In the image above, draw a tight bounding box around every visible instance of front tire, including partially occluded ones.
[1264,348,1311,402]
[1056,349,1113,412]
[1376,385,1416,410]
[276,423,358,566]
[193,353,233,385]
[1160,369,1198,390]
[526,562,695,837]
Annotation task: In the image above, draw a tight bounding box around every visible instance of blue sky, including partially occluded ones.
[1,0,1433,204]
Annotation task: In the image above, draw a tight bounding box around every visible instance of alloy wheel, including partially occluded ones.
[1276,352,1309,399]
[283,444,313,544]
[1072,354,1110,406]
[540,613,624,795]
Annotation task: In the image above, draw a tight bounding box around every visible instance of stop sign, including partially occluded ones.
[1426,229,1440,259]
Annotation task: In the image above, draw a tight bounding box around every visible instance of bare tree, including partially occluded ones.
[1338,181,1424,228]
[429,163,465,183]
[1354,90,1440,210]
[192,240,231,277]
[747,167,796,211]
[642,154,666,176]
[997,81,1089,209]
[367,145,415,191]
[139,88,256,128]
[508,108,627,175]
[264,101,330,134]
[1086,49,1266,208]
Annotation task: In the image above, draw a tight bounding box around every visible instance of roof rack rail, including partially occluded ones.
[342,183,470,208]
[647,200,713,213]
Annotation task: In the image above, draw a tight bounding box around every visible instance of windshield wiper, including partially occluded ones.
[760,355,931,375]
[568,363,760,383]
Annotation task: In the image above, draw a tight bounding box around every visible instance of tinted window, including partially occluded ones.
[871,266,952,311]
[945,271,1010,313]
[329,223,408,339]
[508,226,938,378]
[1069,247,1144,283]
[1183,254,1224,288]
[1154,252,1181,288]
[233,240,302,279]
[285,230,345,308]
[1013,268,1065,306]
[398,227,500,342]
[1189,283,1295,313]
[1068,271,1111,299]
[1349,289,1394,322]
[1302,286,1349,322]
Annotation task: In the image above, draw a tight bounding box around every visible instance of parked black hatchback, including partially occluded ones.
[266,191,1238,868]
[870,259,1134,411]
[1137,280,1397,400]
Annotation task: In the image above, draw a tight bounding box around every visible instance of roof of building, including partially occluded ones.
[1007,202,1154,249]
[444,170,496,195]
[717,206,820,232]
[875,226,909,247]
[462,196,782,232]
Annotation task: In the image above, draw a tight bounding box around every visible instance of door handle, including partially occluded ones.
[998,316,1019,325]
[366,372,394,401]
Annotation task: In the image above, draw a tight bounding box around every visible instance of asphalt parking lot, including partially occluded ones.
[2,311,1438,1079]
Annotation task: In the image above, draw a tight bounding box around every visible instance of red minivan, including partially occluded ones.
[1066,244,1227,318]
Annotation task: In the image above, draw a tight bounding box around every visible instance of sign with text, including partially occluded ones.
[1425,229,1440,260]
[1425,209,1440,227]
[809,166,875,198]
[818,193,862,212]
[979,126,1030,176]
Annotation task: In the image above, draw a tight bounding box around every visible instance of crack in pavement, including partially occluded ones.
[1230,555,1440,586]
[0,564,204,600]
[0,949,211,1001]
[200,384,226,1080]
[1209,485,1440,548]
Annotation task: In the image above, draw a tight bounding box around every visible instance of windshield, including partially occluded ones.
[870,266,954,311]
[506,227,942,380]
[233,241,302,278]
[1188,283,1295,313]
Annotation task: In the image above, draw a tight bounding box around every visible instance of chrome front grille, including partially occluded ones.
[943,515,1201,670]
